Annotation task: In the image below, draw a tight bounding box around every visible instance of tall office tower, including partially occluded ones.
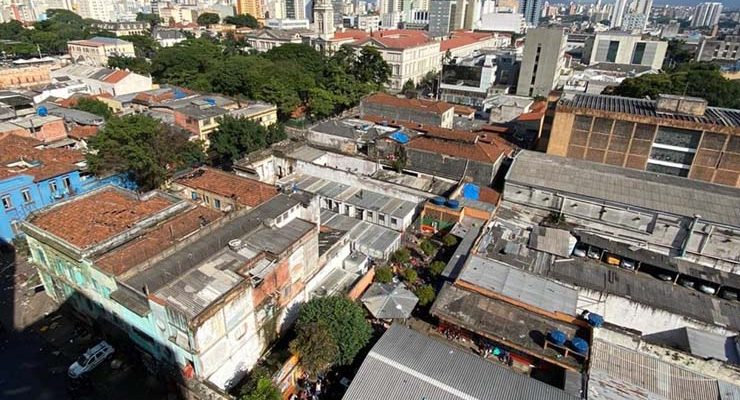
[331,0,343,26]
[609,0,627,27]
[286,0,307,19]
[76,0,115,21]
[691,2,722,28]
[236,0,264,18]
[519,0,542,26]
[151,0,159,15]
[429,0,455,37]
[265,0,286,18]
[516,27,566,97]
[497,0,518,12]
[453,0,480,30]
[313,0,334,39]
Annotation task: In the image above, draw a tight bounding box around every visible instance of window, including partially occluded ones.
[21,189,32,204]
[606,40,620,63]
[1,195,12,210]
[654,127,701,149]
[49,181,57,193]
[391,217,398,226]
[62,176,71,191]
[191,191,199,200]
[203,195,210,204]
[214,199,221,209]
[379,214,386,223]
[631,42,646,64]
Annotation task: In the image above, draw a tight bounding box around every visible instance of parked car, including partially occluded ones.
[587,247,601,260]
[572,246,587,258]
[604,254,620,266]
[698,284,716,295]
[655,273,673,281]
[679,279,695,289]
[620,258,636,270]
[68,341,115,378]
[720,289,738,301]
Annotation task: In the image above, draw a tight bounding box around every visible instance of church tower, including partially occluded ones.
[313,0,335,40]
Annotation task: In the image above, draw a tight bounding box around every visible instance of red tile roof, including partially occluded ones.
[362,115,478,143]
[332,29,370,41]
[103,70,130,84]
[68,125,99,140]
[30,188,175,249]
[478,186,501,205]
[363,93,454,116]
[0,133,84,182]
[354,29,432,50]
[408,136,512,164]
[516,101,547,122]
[174,167,277,208]
[96,206,222,276]
[440,31,495,52]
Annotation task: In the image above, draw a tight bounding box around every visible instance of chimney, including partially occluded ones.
[656,94,707,117]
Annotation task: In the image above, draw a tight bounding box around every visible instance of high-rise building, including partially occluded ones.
[497,0,518,12]
[516,27,566,97]
[236,0,265,19]
[584,32,667,70]
[453,0,480,31]
[428,0,455,37]
[75,0,114,22]
[609,0,627,27]
[519,0,542,26]
[691,2,723,28]
[331,0,344,26]
[286,0,307,19]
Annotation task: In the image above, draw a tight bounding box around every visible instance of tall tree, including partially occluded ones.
[354,46,391,87]
[73,97,113,119]
[224,14,259,28]
[294,296,372,366]
[208,116,283,167]
[87,115,204,191]
[108,56,152,75]
[289,322,339,377]
[119,34,160,58]
[196,12,220,26]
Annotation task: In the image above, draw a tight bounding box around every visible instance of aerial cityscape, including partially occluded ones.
[0,0,738,399]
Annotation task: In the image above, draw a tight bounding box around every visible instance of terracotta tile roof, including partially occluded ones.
[354,29,432,50]
[408,136,511,164]
[95,206,222,276]
[174,167,277,208]
[68,125,99,140]
[440,31,495,52]
[362,115,478,143]
[363,93,454,116]
[30,188,175,249]
[516,101,547,122]
[332,29,370,41]
[478,186,501,205]
[0,133,84,182]
[453,105,476,115]
[102,70,130,84]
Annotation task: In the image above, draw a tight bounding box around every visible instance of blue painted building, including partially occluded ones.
[0,133,134,243]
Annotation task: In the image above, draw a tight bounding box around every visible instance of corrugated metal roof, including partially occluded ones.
[459,255,578,316]
[507,151,740,226]
[589,339,721,400]
[681,328,740,364]
[342,324,577,400]
[561,93,740,128]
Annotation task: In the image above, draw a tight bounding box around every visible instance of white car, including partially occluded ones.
[572,247,587,258]
[698,284,716,295]
[68,341,115,378]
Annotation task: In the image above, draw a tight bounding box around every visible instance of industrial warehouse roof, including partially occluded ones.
[588,339,729,400]
[342,324,577,400]
[288,175,417,219]
[458,255,578,316]
[320,210,401,259]
[507,151,740,226]
[559,93,740,128]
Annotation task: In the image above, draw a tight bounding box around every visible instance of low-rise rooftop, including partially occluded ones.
[174,168,277,208]
[507,151,740,226]
[28,187,176,250]
[320,210,401,260]
[362,92,454,116]
[344,324,577,400]
[0,133,84,182]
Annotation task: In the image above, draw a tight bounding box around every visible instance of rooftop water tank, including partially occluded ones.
[587,313,604,328]
[548,330,567,346]
[446,199,460,209]
[37,106,48,117]
[431,196,445,206]
[571,337,589,354]
[228,239,243,251]
[204,98,216,106]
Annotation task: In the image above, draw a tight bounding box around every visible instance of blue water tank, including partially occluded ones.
[37,106,48,117]
[571,337,589,354]
[446,199,460,209]
[431,196,445,206]
[587,313,604,328]
[462,183,480,200]
[173,88,187,99]
[204,98,216,106]
[548,330,567,346]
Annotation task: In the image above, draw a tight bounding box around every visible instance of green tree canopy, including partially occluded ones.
[289,322,339,377]
[611,63,740,109]
[374,266,394,283]
[136,12,162,25]
[419,239,437,257]
[391,248,411,264]
[354,46,391,86]
[224,14,260,28]
[238,366,281,400]
[120,34,159,58]
[415,284,436,306]
[108,56,152,75]
[208,116,285,167]
[87,115,204,191]
[401,268,418,283]
[197,12,220,26]
[429,261,446,277]
[294,296,372,366]
[74,97,112,119]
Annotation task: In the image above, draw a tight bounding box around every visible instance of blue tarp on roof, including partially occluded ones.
[389,130,410,144]
[462,183,480,200]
